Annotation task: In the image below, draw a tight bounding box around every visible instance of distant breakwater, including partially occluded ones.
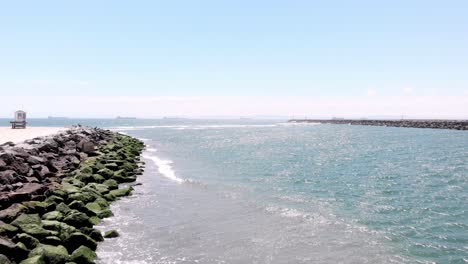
[0,125,144,263]
[288,119,468,130]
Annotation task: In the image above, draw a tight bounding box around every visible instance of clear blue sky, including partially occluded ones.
[1,0,467,117]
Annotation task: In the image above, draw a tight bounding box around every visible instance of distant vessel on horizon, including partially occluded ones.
[116,116,137,119]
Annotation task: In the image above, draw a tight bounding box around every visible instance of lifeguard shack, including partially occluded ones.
[10,110,27,129]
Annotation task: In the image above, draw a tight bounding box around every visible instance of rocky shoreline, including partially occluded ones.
[0,126,144,263]
[288,119,468,130]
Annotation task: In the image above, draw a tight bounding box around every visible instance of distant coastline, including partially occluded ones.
[288,119,468,130]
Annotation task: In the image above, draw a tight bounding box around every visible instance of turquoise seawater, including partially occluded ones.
[4,119,467,263]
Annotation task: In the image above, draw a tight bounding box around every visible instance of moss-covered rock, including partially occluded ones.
[70,245,96,264]
[21,201,47,215]
[88,216,101,225]
[79,165,94,175]
[94,198,109,208]
[73,173,93,184]
[86,183,109,195]
[63,210,92,228]
[28,244,69,264]
[103,193,116,201]
[91,174,105,183]
[16,241,29,253]
[0,130,144,263]
[108,187,133,198]
[84,202,112,218]
[20,255,46,264]
[42,211,63,221]
[102,179,118,190]
[0,237,29,261]
[61,183,80,195]
[13,233,40,250]
[0,221,18,237]
[64,232,97,252]
[79,227,103,242]
[68,201,96,217]
[84,202,100,213]
[67,192,95,204]
[41,220,76,241]
[51,189,67,198]
[20,224,57,238]
[103,230,119,238]
[11,214,41,228]
[55,203,71,215]
[42,236,62,246]
[84,201,112,219]
[97,168,114,179]
[62,178,84,189]
[0,254,12,264]
[45,196,64,205]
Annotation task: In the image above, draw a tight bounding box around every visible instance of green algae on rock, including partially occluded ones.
[103,229,119,238]
[0,127,145,263]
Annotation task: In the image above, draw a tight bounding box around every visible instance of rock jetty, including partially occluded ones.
[288,119,468,130]
[0,125,144,263]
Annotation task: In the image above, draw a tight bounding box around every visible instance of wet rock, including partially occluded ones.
[0,152,16,165]
[8,183,47,204]
[63,210,92,228]
[26,156,46,165]
[42,211,64,221]
[85,202,112,218]
[102,179,118,190]
[64,232,97,252]
[109,187,133,198]
[55,203,71,215]
[19,255,46,264]
[31,165,50,179]
[77,140,95,154]
[104,162,119,170]
[70,245,96,264]
[0,170,17,185]
[79,227,103,242]
[13,233,40,249]
[41,220,76,241]
[0,236,28,261]
[28,244,69,264]
[0,203,27,222]
[11,214,42,227]
[38,139,60,153]
[0,160,7,170]
[42,236,62,246]
[68,201,96,217]
[88,216,100,225]
[0,254,11,264]
[103,229,119,238]
[0,221,18,237]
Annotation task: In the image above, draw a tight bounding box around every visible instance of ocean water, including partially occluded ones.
[5,119,467,263]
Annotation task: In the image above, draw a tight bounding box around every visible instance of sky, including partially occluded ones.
[0,0,467,118]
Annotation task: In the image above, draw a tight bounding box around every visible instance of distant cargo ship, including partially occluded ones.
[116,116,137,119]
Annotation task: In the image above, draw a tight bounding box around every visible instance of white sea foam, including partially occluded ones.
[142,154,184,183]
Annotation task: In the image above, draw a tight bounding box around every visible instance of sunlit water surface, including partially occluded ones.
[14,119,467,263]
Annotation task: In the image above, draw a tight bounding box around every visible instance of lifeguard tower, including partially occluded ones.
[10,110,27,129]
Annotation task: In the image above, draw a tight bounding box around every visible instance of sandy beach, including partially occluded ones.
[0,126,65,144]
